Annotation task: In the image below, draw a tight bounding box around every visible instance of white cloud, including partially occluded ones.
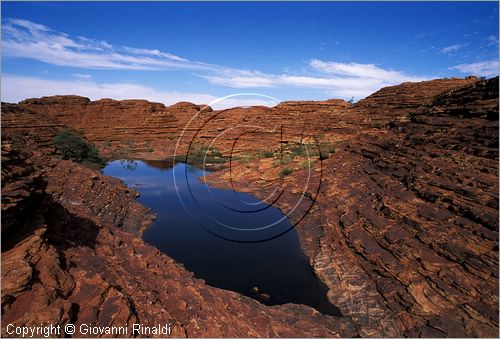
[71,73,92,80]
[2,18,431,101]
[439,44,465,54]
[2,18,210,71]
[122,47,188,62]
[203,60,428,99]
[309,59,424,83]
[202,70,276,88]
[450,60,499,77]
[0,75,276,109]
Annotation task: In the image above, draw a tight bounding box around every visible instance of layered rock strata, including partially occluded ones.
[1,76,498,337]
[1,139,356,337]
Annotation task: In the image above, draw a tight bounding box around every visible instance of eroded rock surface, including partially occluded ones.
[1,139,356,338]
[2,76,498,337]
[204,77,499,337]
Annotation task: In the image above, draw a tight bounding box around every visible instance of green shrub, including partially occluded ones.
[261,150,275,158]
[291,142,323,158]
[301,160,313,169]
[53,130,103,165]
[319,145,336,161]
[189,145,227,163]
[275,154,292,165]
[124,138,135,150]
[240,156,251,164]
[292,144,308,156]
[279,167,293,178]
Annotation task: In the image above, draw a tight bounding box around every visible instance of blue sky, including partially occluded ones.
[2,1,499,108]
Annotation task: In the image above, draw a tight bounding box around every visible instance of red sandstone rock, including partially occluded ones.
[1,141,356,338]
[1,76,498,337]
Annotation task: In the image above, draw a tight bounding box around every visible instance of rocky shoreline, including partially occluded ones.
[2,76,498,337]
[1,139,356,337]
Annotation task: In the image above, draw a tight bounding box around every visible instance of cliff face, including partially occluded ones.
[9,77,482,161]
[1,76,498,337]
[15,96,205,159]
[353,77,479,116]
[331,88,498,336]
[13,95,354,157]
[204,76,499,337]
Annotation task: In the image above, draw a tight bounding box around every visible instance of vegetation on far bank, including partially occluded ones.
[236,140,336,166]
[232,140,337,180]
[187,145,229,164]
[53,129,105,167]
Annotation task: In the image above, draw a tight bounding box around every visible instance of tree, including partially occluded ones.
[53,130,103,165]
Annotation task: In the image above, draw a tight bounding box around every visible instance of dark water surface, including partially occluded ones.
[103,160,340,315]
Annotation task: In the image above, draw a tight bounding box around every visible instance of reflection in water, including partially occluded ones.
[142,159,175,171]
[103,160,341,316]
[119,159,138,171]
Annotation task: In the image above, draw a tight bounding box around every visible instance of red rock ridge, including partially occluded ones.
[1,76,498,337]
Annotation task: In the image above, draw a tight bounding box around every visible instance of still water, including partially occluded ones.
[103,160,340,315]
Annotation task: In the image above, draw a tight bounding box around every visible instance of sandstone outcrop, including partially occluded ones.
[16,96,207,159]
[2,76,498,337]
[1,139,356,338]
[204,76,499,337]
